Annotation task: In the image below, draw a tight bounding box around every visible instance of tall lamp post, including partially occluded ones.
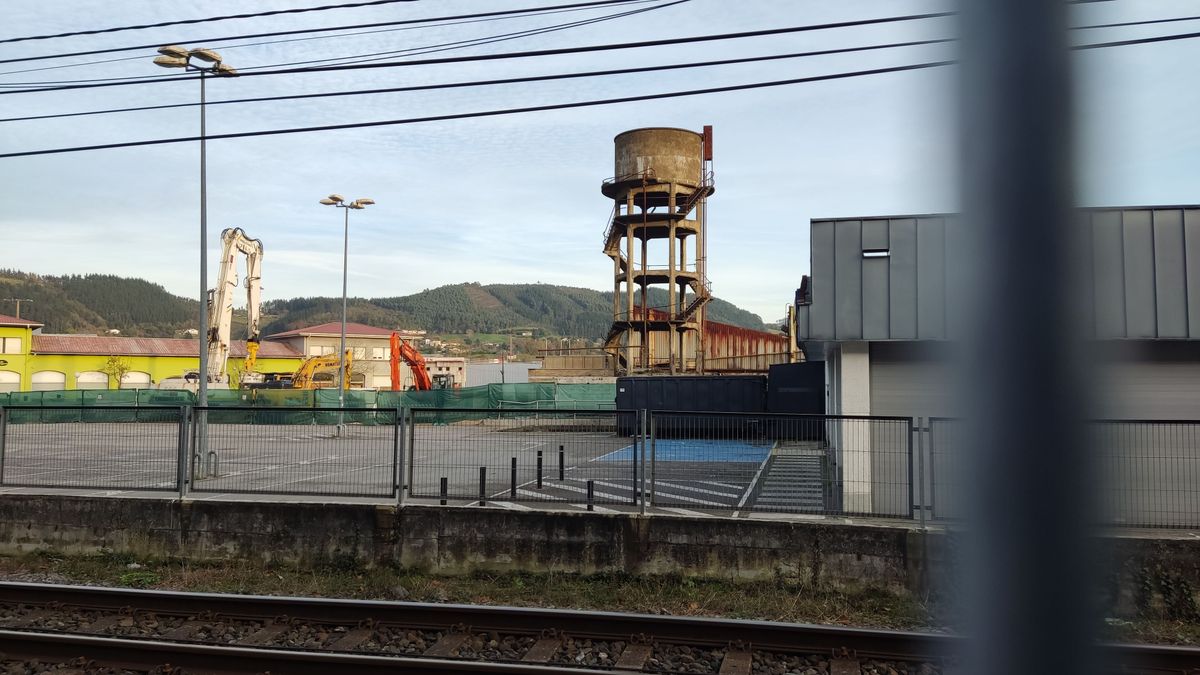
[152,45,237,408]
[320,194,375,428]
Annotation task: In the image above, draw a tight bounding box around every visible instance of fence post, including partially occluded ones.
[0,406,7,486]
[558,445,565,481]
[640,411,649,515]
[395,407,406,505]
[905,417,915,522]
[176,406,190,499]
[916,417,926,530]
[510,457,518,498]
[478,466,487,507]
[407,408,417,501]
[536,450,543,489]
[632,410,644,506]
[649,411,657,509]
[440,477,448,505]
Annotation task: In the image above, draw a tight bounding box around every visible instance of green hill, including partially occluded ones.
[0,271,769,339]
[261,283,768,337]
[0,270,197,336]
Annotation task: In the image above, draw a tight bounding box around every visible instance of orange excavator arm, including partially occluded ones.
[389,333,401,391]
[391,332,432,391]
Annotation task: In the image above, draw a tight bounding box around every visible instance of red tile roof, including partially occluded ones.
[31,335,301,358]
[0,313,42,328]
[266,321,396,339]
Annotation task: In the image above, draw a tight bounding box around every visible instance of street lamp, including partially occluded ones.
[320,194,375,428]
[153,45,237,408]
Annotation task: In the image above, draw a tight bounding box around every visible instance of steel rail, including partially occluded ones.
[0,583,1195,672]
[0,629,614,675]
[0,581,956,658]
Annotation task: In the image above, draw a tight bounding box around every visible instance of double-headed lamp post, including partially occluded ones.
[153,46,237,408]
[320,195,375,422]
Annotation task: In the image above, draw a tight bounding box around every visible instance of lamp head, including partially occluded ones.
[355,198,375,206]
[189,48,222,63]
[327,194,344,203]
[319,198,336,205]
[215,63,238,77]
[157,45,189,58]
[153,55,188,69]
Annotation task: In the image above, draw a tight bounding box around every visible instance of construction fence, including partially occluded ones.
[0,383,616,425]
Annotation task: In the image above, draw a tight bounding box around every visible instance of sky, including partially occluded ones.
[1,1,1197,324]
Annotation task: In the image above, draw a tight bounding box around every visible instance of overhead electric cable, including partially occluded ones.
[0,0,675,86]
[0,39,953,123]
[0,13,957,95]
[0,0,657,77]
[0,0,423,44]
[0,0,654,66]
[227,0,687,72]
[0,61,955,159]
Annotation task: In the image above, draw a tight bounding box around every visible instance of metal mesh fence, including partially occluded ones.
[648,412,913,518]
[0,406,182,491]
[928,417,965,522]
[187,407,398,497]
[407,409,639,505]
[1093,420,1200,529]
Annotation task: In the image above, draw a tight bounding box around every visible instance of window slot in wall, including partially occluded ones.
[863,249,891,259]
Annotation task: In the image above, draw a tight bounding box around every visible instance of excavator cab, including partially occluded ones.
[431,374,455,389]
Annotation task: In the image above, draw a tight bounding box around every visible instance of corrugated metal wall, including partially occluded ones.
[798,206,1200,342]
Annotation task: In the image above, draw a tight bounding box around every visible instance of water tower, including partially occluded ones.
[600,126,714,375]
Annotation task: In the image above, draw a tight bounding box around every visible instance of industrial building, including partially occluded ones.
[796,205,1200,422]
[0,315,462,393]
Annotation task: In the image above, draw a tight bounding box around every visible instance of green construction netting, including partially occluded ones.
[0,383,617,424]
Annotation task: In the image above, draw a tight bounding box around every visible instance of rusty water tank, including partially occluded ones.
[611,127,703,188]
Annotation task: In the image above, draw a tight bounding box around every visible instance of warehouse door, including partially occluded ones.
[867,342,954,519]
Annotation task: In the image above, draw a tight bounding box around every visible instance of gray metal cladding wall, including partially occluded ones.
[803,214,956,341]
[798,206,1200,341]
[1082,207,1200,339]
[616,376,766,412]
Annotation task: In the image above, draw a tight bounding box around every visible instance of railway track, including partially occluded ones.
[0,582,1193,674]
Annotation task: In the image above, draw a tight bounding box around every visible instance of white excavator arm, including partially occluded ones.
[207,228,264,383]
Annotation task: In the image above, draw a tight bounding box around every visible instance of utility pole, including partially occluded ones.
[2,298,32,319]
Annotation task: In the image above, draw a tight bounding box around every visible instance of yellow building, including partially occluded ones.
[0,313,302,392]
[0,314,462,393]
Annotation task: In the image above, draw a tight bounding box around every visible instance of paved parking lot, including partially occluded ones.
[0,419,830,517]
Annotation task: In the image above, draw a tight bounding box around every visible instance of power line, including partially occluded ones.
[0,0,421,45]
[0,0,674,86]
[0,0,654,66]
[0,13,958,95]
[0,60,955,159]
[0,40,952,123]
[0,1,657,78]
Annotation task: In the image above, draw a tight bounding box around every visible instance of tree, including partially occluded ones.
[99,356,132,389]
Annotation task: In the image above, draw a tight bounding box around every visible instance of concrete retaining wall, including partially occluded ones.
[0,495,1195,619]
[0,496,939,594]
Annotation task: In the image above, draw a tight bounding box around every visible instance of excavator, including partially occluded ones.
[207,227,264,386]
[251,350,353,389]
[390,332,433,391]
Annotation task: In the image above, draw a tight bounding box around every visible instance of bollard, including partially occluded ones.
[207,450,218,477]
[510,457,517,498]
[439,477,448,506]
[536,450,543,489]
[586,480,594,511]
[479,466,487,506]
[558,445,565,481]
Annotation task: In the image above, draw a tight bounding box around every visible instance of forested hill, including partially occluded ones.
[260,283,767,337]
[0,271,769,339]
[0,270,196,336]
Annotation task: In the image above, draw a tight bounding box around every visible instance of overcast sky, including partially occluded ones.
[1,1,1196,324]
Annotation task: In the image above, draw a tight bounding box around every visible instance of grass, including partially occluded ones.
[0,551,937,631]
